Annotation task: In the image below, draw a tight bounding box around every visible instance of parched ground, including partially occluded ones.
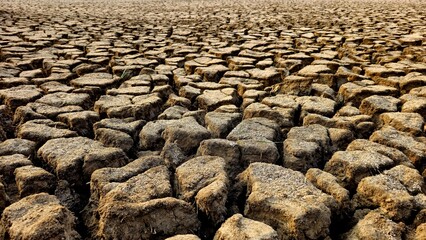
[0,0,425,239]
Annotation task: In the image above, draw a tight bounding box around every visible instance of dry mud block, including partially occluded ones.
[139,119,177,151]
[346,139,414,168]
[0,138,36,157]
[238,162,337,240]
[338,81,398,107]
[353,165,425,221]
[379,112,424,136]
[13,103,82,123]
[37,137,128,186]
[274,75,313,96]
[306,168,351,211]
[0,193,81,240]
[175,156,228,225]
[139,117,210,153]
[324,150,395,190]
[226,117,281,167]
[237,138,280,167]
[35,92,92,109]
[214,213,278,240]
[166,235,201,240]
[0,85,43,109]
[0,154,32,183]
[303,111,374,139]
[227,117,280,142]
[196,139,241,177]
[344,210,405,240]
[57,110,100,137]
[162,117,211,154]
[398,72,426,94]
[196,88,239,111]
[94,93,163,120]
[93,118,145,140]
[70,72,121,89]
[95,127,134,152]
[0,154,33,208]
[14,165,56,197]
[296,95,337,121]
[89,155,164,200]
[17,119,78,146]
[370,126,426,170]
[284,124,331,173]
[359,95,400,118]
[243,102,297,130]
[204,111,242,138]
[159,106,189,120]
[88,162,200,239]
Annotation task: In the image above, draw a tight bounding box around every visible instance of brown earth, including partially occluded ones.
[0,0,425,239]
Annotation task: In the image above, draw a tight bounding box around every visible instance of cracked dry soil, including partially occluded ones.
[0,0,426,239]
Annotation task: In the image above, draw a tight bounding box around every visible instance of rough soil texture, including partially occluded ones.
[0,0,425,239]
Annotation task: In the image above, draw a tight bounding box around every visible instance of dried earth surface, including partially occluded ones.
[0,0,425,239]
